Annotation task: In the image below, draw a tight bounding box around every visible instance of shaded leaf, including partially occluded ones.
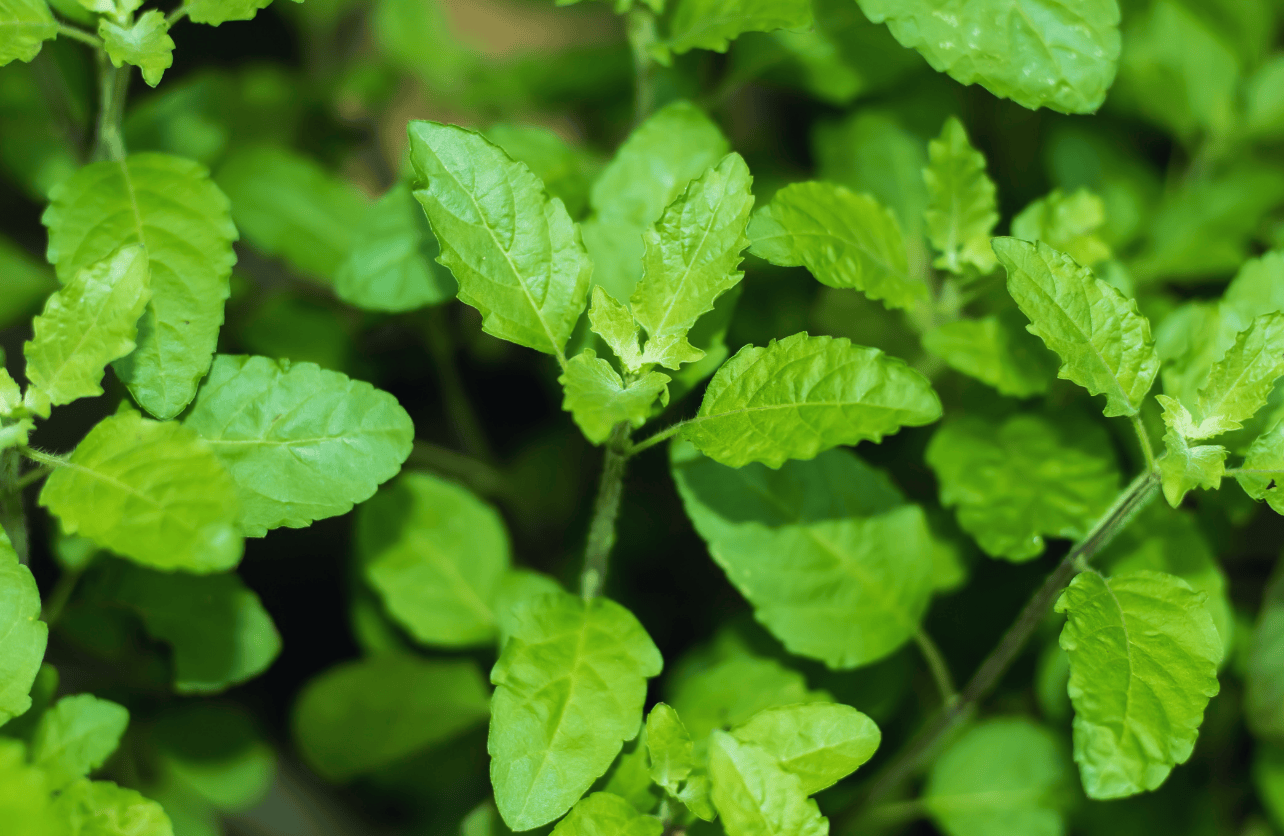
[549,792,662,836]
[1011,188,1111,268]
[1246,566,1284,740]
[922,312,1056,398]
[707,731,827,836]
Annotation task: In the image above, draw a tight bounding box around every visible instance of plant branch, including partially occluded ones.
[93,52,130,161]
[1224,467,1284,478]
[0,448,29,564]
[913,629,957,705]
[581,423,632,600]
[846,469,1160,815]
[165,5,189,27]
[627,420,688,457]
[56,23,103,48]
[1131,414,1157,472]
[41,563,90,625]
[21,448,70,469]
[626,7,658,126]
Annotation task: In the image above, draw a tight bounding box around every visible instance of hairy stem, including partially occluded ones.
[0,448,30,564]
[93,52,130,161]
[626,8,659,127]
[421,309,495,463]
[581,423,632,600]
[849,469,1160,813]
[628,420,687,457]
[913,629,957,705]
[1131,414,1157,472]
[55,23,103,48]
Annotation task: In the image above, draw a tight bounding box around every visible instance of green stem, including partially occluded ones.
[1224,467,1283,478]
[93,52,129,161]
[15,466,54,491]
[626,7,658,126]
[581,423,632,600]
[406,441,509,499]
[421,309,496,463]
[913,629,957,705]
[0,448,29,564]
[56,23,102,48]
[21,448,69,469]
[41,563,90,626]
[627,420,687,457]
[165,5,189,27]
[1131,414,1157,472]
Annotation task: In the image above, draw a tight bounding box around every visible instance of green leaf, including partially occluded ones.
[185,0,281,26]
[923,717,1071,836]
[43,154,237,420]
[54,779,175,836]
[0,236,56,330]
[1193,313,1284,437]
[151,703,275,811]
[684,333,941,468]
[1011,188,1112,268]
[0,526,47,724]
[602,732,662,816]
[926,413,1121,561]
[489,591,662,830]
[1247,566,1284,740]
[99,11,175,88]
[184,355,413,537]
[493,569,564,648]
[662,0,813,58]
[357,472,510,648]
[923,117,998,275]
[293,654,489,781]
[408,120,592,361]
[0,0,56,66]
[731,703,880,794]
[334,183,455,313]
[549,792,662,836]
[1056,570,1223,799]
[31,694,129,790]
[707,731,828,836]
[216,145,367,281]
[487,123,599,221]
[922,313,1057,398]
[0,369,22,417]
[588,286,645,373]
[23,246,150,418]
[560,351,670,444]
[856,0,1122,114]
[646,703,694,793]
[1239,416,1284,514]
[995,237,1159,417]
[673,443,937,667]
[40,412,243,573]
[1255,744,1284,833]
[1156,397,1227,507]
[670,650,828,742]
[747,181,922,311]
[631,153,754,369]
[105,563,281,693]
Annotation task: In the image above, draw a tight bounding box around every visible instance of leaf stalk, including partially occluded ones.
[581,423,632,599]
[93,52,130,162]
[0,447,29,563]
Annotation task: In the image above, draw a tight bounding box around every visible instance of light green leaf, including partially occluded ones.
[54,779,175,836]
[489,591,662,830]
[40,412,243,573]
[32,694,129,791]
[487,122,599,221]
[99,11,175,87]
[151,703,275,812]
[662,0,813,58]
[334,183,455,313]
[631,153,753,369]
[184,354,413,537]
[293,654,489,781]
[995,237,1159,417]
[731,703,879,795]
[0,369,22,417]
[0,739,61,835]
[747,181,921,311]
[923,717,1070,836]
[1239,416,1284,514]
[1194,313,1284,437]
[677,773,715,821]
[922,313,1056,398]
[44,154,237,420]
[588,286,644,373]
[560,351,670,444]
[923,117,998,275]
[23,246,150,418]
[646,703,694,793]
[707,731,827,836]
[105,563,281,693]
[602,732,662,816]
[1246,566,1284,740]
[216,146,368,283]
[684,333,941,468]
[670,650,829,742]
[673,443,936,667]
[408,120,591,361]
[1156,397,1227,507]
[185,0,281,26]
[357,472,510,648]
[1011,188,1111,268]
[856,0,1122,114]
[492,569,564,648]
[550,792,662,836]
[0,527,47,725]
[1056,570,1222,799]
[0,0,56,66]
[926,413,1120,562]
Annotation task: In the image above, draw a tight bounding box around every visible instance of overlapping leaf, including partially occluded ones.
[186,0,286,26]
[551,793,661,836]
[1247,567,1284,740]
[1193,313,1284,437]
[1156,397,1227,507]
[588,287,644,373]
[99,11,175,87]
[0,0,56,66]
[31,695,129,791]
[1238,416,1284,513]
[1012,188,1111,268]
[669,650,829,743]
[922,313,1056,398]
[646,703,694,793]
[731,703,880,794]
[561,351,670,444]
[923,117,998,274]
[708,731,827,836]
[53,779,175,836]
[0,527,47,724]
[661,0,813,58]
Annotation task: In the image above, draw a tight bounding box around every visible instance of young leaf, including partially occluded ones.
[1238,416,1284,513]
[1056,570,1222,799]
[0,739,61,833]
[560,351,670,444]
[926,413,1120,561]
[53,779,175,836]
[23,245,150,418]
[747,181,922,311]
[0,0,57,66]
[923,117,998,274]
[99,10,175,87]
[670,650,829,742]
[357,472,511,648]
[334,183,455,313]
[0,368,22,417]
[661,0,812,59]
[631,153,754,369]
[0,527,46,725]
[43,153,237,420]
[731,703,880,794]
[550,792,662,836]
[707,731,828,836]
[294,654,490,781]
[408,120,592,361]
[684,333,941,468]
[1194,313,1284,437]
[1246,567,1284,740]
[1011,188,1111,268]
[40,412,243,573]
[588,286,644,373]
[921,313,1056,398]
[31,694,130,790]
[856,0,1122,114]
[184,355,414,537]
[489,591,662,830]
[1156,397,1227,507]
[646,703,694,793]
[995,237,1159,417]
[673,443,936,667]
[185,0,285,26]
[601,730,662,816]
[923,717,1070,836]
